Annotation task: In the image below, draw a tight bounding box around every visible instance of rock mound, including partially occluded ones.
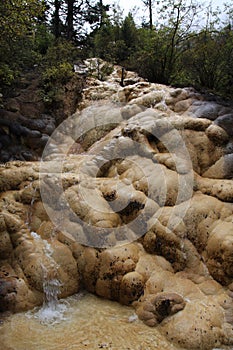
[0,59,233,349]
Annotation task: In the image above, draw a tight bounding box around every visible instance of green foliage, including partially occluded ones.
[0,0,44,41]
[0,64,17,89]
[119,13,138,62]
[87,59,113,80]
[34,24,54,55]
[181,31,223,89]
[180,26,233,97]
[42,62,74,85]
[0,0,44,91]
[120,13,138,48]
[0,33,43,92]
[137,0,203,84]
[39,39,79,105]
[129,28,176,84]
[41,62,74,105]
[92,12,138,64]
[93,22,116,61]
[43,39,78,67]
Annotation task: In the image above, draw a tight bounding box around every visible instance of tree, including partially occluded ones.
[130,28,169,82]
[133,0,203,84]
[161,0,203,80]
[183,31,223,88]
[63,0,108,41]
[121,13,137,47]
[0,0,45,89]
[180,25,233,96]
[0,0,44,42]
[176,2,233,96]
[93,20,115,60]
[119,13,138,61]
[221,25,233,96]
[51,0,62,38]
[66,0,75,40]
[92,0,110,27]
[142,0,154,30]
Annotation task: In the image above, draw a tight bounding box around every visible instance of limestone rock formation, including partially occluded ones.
[0,59,233,349]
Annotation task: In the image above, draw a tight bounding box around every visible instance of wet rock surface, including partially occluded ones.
[0,59,233,349]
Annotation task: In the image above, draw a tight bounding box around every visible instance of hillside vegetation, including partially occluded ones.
[0,0,232,100]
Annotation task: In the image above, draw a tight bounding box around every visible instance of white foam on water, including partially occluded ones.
[30,231,54,259]
[26,300,69,326]
[34,302,68,325]
[43,239,53,258]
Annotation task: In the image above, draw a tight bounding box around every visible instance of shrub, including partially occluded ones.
[0,64,17,91]
[41,62,74,105]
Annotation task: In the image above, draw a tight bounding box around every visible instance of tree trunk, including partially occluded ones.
[149,0,153,30]
[54,0,61,38]
[99,0,104,26]
[66,0,75,40]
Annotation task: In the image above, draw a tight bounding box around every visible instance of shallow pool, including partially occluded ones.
[0,292,183,350]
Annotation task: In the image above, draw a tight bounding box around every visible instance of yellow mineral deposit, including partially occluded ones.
[0,59,233,350]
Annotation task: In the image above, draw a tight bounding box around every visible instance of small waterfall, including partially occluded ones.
[42,277,61,310]
[29,232,68,324]
[36,270,67,325]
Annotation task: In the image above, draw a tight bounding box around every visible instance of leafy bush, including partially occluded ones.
[43,39,78,67]
[41,62,74,105]
[34,24,54,55]
[0,64,18,91]
[42,62,74,85]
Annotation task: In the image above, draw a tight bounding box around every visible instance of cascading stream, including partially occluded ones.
[25,184,67,325]
[29,231,67,324]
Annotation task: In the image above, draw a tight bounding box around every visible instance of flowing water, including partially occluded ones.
[0,292,185,350]
[29,231,67,324]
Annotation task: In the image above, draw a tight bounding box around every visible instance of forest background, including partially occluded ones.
[0,0,232,101]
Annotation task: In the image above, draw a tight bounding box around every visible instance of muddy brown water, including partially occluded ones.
[0,293,185,350]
